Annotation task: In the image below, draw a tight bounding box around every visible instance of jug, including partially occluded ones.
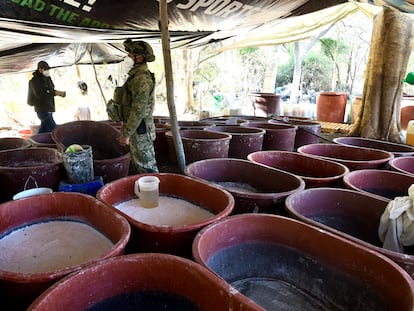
[134,176,160,208]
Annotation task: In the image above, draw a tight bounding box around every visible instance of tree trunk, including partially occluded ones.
[177,48,196,114]
[262,46,279,93]
[290,42,302,104]
[349,7,412,142]
[290,25,335,105]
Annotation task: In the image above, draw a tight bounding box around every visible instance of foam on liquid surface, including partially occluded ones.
[0,220,114,274]
[116,196,215,226]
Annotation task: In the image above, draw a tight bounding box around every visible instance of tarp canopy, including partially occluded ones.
[0,0,411,73]
[217,2,382,51]
[0,0,349,73]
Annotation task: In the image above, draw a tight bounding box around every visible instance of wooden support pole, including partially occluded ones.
[159,0,186,172]
[87,44,107,105]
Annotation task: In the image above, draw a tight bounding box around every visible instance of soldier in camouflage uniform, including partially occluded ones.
[117,39,159,173]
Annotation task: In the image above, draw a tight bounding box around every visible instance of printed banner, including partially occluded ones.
[0,0,346,31]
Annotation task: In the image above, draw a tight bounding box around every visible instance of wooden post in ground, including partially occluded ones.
[159,0,186,172]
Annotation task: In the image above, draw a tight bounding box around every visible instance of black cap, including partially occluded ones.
[37,61,51,70]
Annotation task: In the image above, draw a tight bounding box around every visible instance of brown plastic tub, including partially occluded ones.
[167,120,215,130]
[29,132,57,149]
[185,158,305,214]
[0,192,130,310]
[269,118,322,149]
[28,253,262,311]
[52,121,130,183]
[207,125,265,159]
[316,91,347,123]
[248,150,349,188]
[96,173,234,258]
[298,143,394,171]
[272,115,312,121]
[389,156,414,176]
[249,92,281,117]
[0,137,31,151]
[334,136,414,157]
[285,187,414,279]
[0,147,64,202]
[343,169,414,201]
[242,122,297,151]
[202,116,249,126]
[165,129,231,164]
[193,214,414,310]
[154,123,171,160]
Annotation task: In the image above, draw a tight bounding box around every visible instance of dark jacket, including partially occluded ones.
[27,71,55,112]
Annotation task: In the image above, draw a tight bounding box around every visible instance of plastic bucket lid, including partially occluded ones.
[13,188,53,200]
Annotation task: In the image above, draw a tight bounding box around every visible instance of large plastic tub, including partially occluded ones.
[165,130,231,164]
[0,192,130,309]
[0,147,64,202]
[298,143,394,171]
[193,214,414,310]
[185,158,305,214]
[248,150,349,188]
[28,253,262,311]
[96,173,234,258]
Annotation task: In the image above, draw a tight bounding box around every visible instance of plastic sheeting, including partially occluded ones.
[0,42,127,73]
[0,0,347,73]
[0,0,346,32]
[217,2,381,51]
[0,0,408,74]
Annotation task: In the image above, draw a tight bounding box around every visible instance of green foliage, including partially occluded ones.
[193,45,273,113]
[194,60,221,84]
[320,38,349,61]
[275,46,294,87]
[238,47,259,57]
[301,52,331,92]
[238,47,268,91]
[275,44,335,92]
[275,59,293,87]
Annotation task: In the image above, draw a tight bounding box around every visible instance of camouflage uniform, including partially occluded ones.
[121,63,158,173]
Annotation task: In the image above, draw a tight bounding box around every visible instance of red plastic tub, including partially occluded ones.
[193,214,414,310]
[248,150,349,188]
[96,173,234,258]
[0,192,130,309]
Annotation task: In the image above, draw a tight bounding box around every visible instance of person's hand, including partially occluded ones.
[118,135,130,146]
[55,90,66,97]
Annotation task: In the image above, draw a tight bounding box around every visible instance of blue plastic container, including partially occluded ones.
[58,176,104,196]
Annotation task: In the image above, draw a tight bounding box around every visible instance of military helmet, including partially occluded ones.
[123,39,155,62]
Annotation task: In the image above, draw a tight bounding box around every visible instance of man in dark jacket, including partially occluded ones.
[27,61,65,133]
